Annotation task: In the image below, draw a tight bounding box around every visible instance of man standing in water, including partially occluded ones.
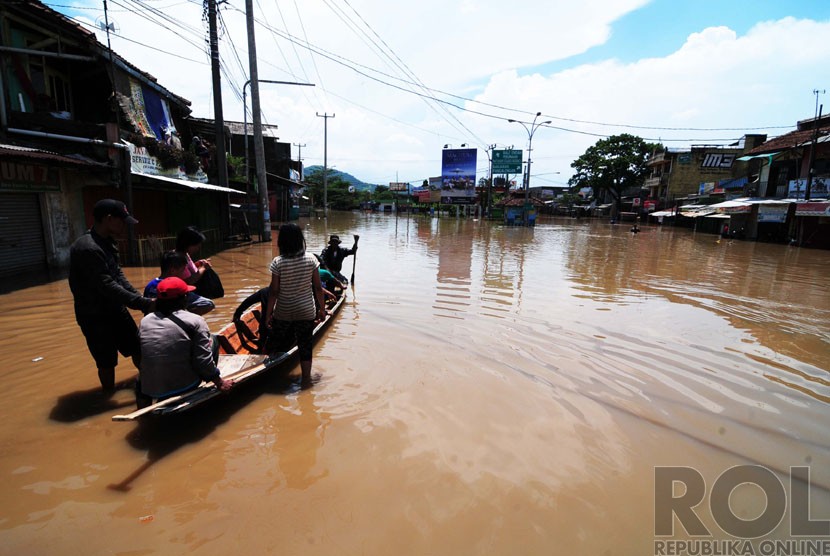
[69,199,154,392]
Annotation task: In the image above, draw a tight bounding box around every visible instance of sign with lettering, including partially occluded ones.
[0,161,60,192]
[492,149,522,174]
[700,153,735,169]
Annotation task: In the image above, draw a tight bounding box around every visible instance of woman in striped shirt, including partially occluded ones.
[263,223,326,387]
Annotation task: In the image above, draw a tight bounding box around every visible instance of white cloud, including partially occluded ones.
[70,2,830,187]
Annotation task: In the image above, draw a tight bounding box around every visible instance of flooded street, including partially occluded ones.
[1,212,829,555]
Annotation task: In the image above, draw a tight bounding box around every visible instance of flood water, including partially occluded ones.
[1,212,829,555]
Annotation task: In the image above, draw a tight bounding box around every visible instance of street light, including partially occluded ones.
[508,112,552,224]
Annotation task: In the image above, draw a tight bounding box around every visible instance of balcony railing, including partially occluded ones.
[647,152,667,165]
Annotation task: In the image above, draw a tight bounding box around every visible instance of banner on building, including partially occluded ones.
[124,140,208,183]
[757,204,789,223]
[788,178,829,199]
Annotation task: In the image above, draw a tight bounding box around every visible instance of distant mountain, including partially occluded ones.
[304,166,378,192]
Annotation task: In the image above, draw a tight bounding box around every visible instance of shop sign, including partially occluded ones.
[0,161,60,192]
[795,201,830,217]
[757,204,788,223]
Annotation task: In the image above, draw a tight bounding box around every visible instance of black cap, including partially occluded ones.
[329,234,341,244]
[93,199,138,224]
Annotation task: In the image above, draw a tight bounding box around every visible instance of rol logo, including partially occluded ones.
[654,466,830,556]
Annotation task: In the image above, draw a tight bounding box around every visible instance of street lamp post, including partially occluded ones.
[508,112,552,225]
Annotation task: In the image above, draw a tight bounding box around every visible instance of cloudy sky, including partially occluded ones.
[55,0,830,188]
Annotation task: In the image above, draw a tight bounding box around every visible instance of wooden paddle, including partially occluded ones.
[350,234,359,285]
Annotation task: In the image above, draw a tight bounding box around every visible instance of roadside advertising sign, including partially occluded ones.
[441,148,477,204]
[492,149,522,174]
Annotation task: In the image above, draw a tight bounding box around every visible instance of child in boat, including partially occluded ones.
[144,250,215,315]
[136,277,233,407]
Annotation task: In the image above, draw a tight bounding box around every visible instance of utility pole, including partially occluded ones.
[102,0,136,263]
[487,144,495,217]
[805,89,825,201]
[293,142,306,180]
[316,112,334,217]
[206,0,229,193]
[244,0,270,241]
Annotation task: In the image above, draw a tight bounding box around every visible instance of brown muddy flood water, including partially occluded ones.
[1,213,829,555]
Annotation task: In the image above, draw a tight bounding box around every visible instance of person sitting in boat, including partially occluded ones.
[175,226,212,287]
[319,234,358,284]
[315,254,346,295]
[144,250,215,315]
[136,277,233,407]
[265,223,327,388]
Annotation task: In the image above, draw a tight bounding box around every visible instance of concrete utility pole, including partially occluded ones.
[245,0,270,241]
[293,142,306,180]
[207,0,229,192]
[316,112,334,217]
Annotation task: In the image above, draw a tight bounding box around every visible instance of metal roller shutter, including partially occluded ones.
[0,193,47,277]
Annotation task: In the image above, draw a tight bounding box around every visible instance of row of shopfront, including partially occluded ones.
[649,198,830,248]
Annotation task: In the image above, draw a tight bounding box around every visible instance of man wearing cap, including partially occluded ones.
[69,199,154,392]
[319,234,359,284]
[137,277,232,404]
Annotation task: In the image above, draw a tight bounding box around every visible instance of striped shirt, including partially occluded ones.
[269,253,318,321]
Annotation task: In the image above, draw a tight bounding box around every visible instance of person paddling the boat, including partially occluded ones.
[264,223,326,388]
[319,234,358,285]
[136,277,233,408]
[69,199,155,393]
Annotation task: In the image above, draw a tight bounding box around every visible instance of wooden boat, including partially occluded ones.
[112,289,347,421]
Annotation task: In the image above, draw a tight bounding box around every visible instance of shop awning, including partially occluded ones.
[705,214,732,219]
[795,201,830,216]
[680,210,716,218]
[736,151,781,161]
[131,171,245,194]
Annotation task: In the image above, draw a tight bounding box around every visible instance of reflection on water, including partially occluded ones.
[1,213,829,554]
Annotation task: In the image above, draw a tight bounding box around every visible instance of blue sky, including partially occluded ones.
[540,0,830,72]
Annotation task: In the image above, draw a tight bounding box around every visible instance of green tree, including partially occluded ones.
[303,168,357,210]
[372,185,394,201]
[568,134,659,213]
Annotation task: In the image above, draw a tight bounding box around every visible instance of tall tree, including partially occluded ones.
[568,134,659,213]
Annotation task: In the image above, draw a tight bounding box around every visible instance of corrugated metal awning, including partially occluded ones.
[736,151,781,161]
[131,171,244,194]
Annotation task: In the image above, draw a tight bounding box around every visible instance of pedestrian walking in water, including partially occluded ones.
[69,199,154,392]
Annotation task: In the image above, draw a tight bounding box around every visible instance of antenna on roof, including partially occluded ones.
[95,16,118,34]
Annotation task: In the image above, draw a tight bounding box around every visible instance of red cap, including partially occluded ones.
[156,277,196,299]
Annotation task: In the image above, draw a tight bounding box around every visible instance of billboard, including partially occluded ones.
[441,148,477,203]
[389,182,409,192]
